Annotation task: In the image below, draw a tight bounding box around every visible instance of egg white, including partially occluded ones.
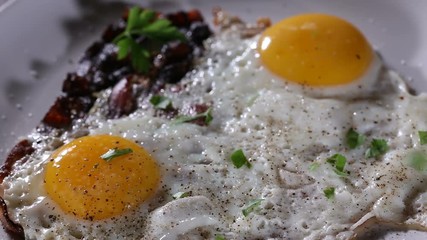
[3,25,427,240]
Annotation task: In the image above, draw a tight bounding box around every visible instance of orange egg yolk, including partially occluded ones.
[44,135,160,220]
[258,13,373,86]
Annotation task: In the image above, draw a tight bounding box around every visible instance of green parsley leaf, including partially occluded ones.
[309,162,320,171]
[138,9,156,28]
[126,7,142,32]
[141,19,186,41]
[365,139,388,158]
[242,199,263,217]
[116,38,132,59]
[323,187,335,200]
[150,95,173,109]
[127,40,151,73]
[172,191,191,199]
[408,151,427,172]
[100,148,133,162]
[215,235,226,240]
[113,7,186,73]
[346,128,365,149]
[173,107,213,125]
[326,154,348,177]
[230,149,251,169]
[419,131,427,145]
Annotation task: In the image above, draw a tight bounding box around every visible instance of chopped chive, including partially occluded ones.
[242,199,264,217]
[309,162,320,171]
[172,191,191,199]
[100,148,133,162]
[173,107,213,125]
[150,95,173,109]
[323,187,335,200]
[215,235,226,240]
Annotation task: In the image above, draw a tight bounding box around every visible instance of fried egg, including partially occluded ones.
[3,12,427,240]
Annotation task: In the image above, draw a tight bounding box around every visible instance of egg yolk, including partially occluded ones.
[258,13,373,86]
[44,135,160,220]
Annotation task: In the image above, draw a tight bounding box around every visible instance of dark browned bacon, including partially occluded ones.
[0,140,34,185]
[1,7,213,238]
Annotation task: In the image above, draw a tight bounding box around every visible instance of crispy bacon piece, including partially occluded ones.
[0,140,34,185]
[160,42,192,66]
[1,7,214,238]
[108,78,136,118]
[101,19,126,42]
[187,9,204,23]
[42,96,94,128]
[0,198,24,240]
[188,22,212,45]
[62,73,92,96]
[0,140,33,239]
[166,11,190,27]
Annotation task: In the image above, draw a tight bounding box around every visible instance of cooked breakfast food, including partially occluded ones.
[1,5,427,240]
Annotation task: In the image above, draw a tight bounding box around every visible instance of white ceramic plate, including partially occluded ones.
[1,0,427,239]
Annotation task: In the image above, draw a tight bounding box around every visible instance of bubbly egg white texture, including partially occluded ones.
[4,17,427,240]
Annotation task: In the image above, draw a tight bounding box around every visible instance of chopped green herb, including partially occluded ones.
[419,131,427,145]
[309,162,320,171]
[242,199,263,217]
[150,95,173,109]
[173,107,213,125]
[408,151,427,172]
[113,7,186,73]
[365,139,388,158]
[323,187,335,200]
[215,235,226,240]
[100,148,133,162]
[247,93,259,106]
[230,149,251,169]
[172,191,191,199]
[326,154,348,177]
[346,128,365,149]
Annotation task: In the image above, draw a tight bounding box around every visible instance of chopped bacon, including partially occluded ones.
[108,78,136,118]
[1,7,214,238]
[0,198,24,239]
[0,140,34,185]
[42,96,94,128]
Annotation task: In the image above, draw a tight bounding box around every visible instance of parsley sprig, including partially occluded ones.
[113,7,186,73]
[419,131,427,145]
[408,151,427,172]
[230,149,252,169]
[365,139,388,158]
[346,128,365,149]
[326,154,348,177]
